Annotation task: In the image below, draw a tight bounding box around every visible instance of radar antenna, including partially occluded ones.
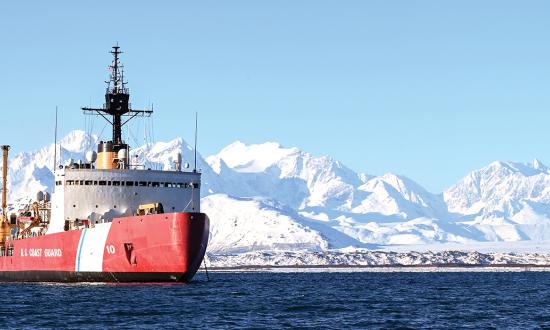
[82,45,152,145]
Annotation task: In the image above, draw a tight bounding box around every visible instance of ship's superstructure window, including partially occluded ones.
[63,178,198,189]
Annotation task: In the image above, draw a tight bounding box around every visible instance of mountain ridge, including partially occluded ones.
[5,130,550,251]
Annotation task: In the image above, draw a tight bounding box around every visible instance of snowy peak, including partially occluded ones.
[207,141,447,220]
[131,138,188,171]
[360,173,433,198]
[208,141,298,174]
[485,160,549,177]
[59,130,98,153]
[353,173,446,218]
[207,141,365,210]
[444,159,550,220]
[533,158,547,171]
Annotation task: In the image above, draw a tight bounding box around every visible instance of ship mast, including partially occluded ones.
[82,45,153,145]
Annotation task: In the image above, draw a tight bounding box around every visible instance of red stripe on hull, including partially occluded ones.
[0,212,209,282]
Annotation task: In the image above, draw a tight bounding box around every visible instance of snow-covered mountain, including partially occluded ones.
[6,130,550,254]
[207,141,444,220]
[207,141,364,211]
[129,137,221,196]
[7,131,97,202]
[202,194,364,253]
[444,159,550,241]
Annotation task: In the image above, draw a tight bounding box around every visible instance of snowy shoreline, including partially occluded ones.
[206,250,550,269]
[206,265,550,273]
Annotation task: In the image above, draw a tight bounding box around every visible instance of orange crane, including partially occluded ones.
[0,146,11,244]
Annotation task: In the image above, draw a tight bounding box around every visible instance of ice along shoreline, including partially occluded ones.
[205,250,550,270]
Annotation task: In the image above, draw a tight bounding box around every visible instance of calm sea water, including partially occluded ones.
[0,271,549,329]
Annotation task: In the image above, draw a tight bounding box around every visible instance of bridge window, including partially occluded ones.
[139,181,146,187]
[98,181,106,186]
[66,180,74,185]
[85,180,92,185]
[113,181,121,186]
[126,181,134,186]
[152,182,160,187]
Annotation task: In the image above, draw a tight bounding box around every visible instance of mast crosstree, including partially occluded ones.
[82,45,152,145]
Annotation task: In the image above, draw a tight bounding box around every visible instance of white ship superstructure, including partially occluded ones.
[49,166,201,233]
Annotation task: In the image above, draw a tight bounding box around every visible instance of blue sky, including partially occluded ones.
[1,1,550,192]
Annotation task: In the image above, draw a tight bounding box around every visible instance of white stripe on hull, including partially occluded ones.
[75,223,112,272]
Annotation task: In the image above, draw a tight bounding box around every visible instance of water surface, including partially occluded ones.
[0,272,548,328]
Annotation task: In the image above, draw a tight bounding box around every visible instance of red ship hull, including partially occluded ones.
[0,212,209,282]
